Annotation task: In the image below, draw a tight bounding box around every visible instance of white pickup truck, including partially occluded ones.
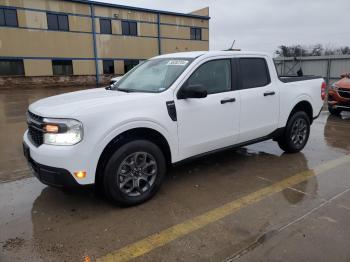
[23,51,326,206]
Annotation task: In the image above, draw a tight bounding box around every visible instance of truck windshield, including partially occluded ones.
[111,58,193,93]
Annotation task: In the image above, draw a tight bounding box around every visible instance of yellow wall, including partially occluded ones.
[23,60,96,76]
[94,6,157,23]
[97,35,158,59]
[161,39,209,54]
[189,7,209,17]
[202,29,209,41]
[97,60,103,75]
[161,26,208,41]
[17,10,47,29]
[69,16,92,33]
[73,60,95,75]
[0,0,209,78]
[24,60,53,76]
[138,23,158,37]
[114,60,124,75]
[111,20,121,34]
[0,28,94,58]
[94,18,101,34]
[160,14,209,28]
[160,25,189,39]
[0,0,90,15]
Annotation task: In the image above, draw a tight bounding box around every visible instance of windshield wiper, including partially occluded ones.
[116,88,133,93]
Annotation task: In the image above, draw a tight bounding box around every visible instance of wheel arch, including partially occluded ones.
[289,100,313,124]
[95,127,172,187]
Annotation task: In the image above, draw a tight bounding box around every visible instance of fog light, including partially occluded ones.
[74,171,86,179]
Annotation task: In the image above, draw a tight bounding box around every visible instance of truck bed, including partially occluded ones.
[279,75,323,83]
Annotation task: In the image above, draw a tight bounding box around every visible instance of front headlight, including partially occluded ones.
[43,118,83,146]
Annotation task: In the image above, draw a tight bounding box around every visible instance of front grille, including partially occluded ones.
[27,111,44,147]
[338,88,350,99]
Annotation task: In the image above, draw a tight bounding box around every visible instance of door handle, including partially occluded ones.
[220,98,236,104]
[264,91,275,96]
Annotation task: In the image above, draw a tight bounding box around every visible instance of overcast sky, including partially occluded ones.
[96,0,350,56]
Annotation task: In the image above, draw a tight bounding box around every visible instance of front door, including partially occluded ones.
[175,58,240,159]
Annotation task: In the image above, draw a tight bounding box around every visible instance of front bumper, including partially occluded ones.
[328,101,350,111]
[23,142,81,187]
[23,130,96,185]
[328,89,350,111]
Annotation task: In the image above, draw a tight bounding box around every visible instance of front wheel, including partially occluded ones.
[103,140,166,206]
[277,111,310,153]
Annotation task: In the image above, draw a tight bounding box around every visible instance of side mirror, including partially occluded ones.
[110,76,122,85]
[178,84,207,99]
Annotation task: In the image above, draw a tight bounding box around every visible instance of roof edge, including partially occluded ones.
[64,0,211,19]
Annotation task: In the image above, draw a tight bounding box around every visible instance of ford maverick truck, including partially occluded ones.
[23,51,325,206]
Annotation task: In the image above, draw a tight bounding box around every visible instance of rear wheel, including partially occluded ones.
[328,106,341,116]
[103,140,166,206]
[277,111,310,153]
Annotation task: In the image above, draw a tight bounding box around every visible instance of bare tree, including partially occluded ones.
[276,44,350,57]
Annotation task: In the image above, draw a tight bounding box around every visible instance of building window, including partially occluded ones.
[124,60,139,73]
[47,13,69,31]
[190,27,202,40]
[0,8,18,27]
[103,60,114,74]
[122,21,137,36]
[100,19,112,34]
[0,59,24,76]
[52,60,73,76]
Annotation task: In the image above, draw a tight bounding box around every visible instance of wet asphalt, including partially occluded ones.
[0,87,350,262]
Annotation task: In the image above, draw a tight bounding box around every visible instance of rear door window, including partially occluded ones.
[239,58,270,89]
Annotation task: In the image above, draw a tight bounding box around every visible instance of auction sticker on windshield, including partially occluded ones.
[166,60,189,66]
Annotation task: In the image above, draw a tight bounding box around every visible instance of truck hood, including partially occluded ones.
[29,88,154,118]
[335,77,350,89]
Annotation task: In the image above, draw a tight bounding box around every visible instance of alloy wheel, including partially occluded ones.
[117,152,157,197]
[291,118,308,147]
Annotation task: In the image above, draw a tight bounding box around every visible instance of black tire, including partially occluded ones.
[277,111,310,153]
[328,106,341,116]
[103,140,166,206]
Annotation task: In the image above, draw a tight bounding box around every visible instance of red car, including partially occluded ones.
[328,74,350,115]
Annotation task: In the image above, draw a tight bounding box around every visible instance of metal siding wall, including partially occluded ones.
[274,55,350,85]
[330,60,350,79]
[302,60,328,77]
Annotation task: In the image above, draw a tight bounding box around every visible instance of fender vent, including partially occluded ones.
[166,101,177,121]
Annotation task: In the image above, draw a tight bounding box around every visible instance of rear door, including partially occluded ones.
[237,57,279,143]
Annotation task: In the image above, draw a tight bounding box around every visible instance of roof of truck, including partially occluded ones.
[153,50,270,59]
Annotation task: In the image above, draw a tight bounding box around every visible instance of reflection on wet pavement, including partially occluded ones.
[0,87,350,261]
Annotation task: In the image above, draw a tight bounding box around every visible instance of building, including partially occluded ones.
[0,0,210,87]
